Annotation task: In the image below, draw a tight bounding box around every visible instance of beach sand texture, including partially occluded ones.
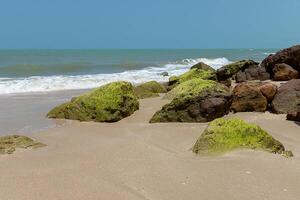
[0,96,299,200]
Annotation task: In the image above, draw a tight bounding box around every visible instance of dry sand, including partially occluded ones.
[0,96,300,200]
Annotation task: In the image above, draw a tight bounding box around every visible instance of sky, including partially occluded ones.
[0,0,299,49]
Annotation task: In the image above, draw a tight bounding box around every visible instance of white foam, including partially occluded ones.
[0,57,230,94]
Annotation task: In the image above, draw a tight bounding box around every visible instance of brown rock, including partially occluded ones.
[259,83,278,102]
[236,65,270,83]
[231,82,268,112]
[261,45,300,76]
[272,79,300,114]
[287,112,300,122]
[273,63,299,81]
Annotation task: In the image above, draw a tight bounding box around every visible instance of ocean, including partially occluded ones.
[0,49,276,95]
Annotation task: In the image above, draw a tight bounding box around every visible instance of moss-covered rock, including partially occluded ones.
[217,60,259,81]
[47,81,139,122]
[168,68,217,90]
[150,79,231,123]
[134,81,167,99]
[192,118,291,156]
[0,135,45,154]
[190,62,215,71]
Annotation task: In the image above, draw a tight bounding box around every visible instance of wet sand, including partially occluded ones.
[0,97,300,200]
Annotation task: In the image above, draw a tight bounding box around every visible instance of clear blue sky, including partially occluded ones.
[0,0,299,49]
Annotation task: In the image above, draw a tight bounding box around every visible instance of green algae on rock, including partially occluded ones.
[134,81,167,99]
[168,68,217,90]
[150,79,231,123]
[47,81,139,122]
[0,135,45,154]
[190,62,215,71]
[192,118,291,157]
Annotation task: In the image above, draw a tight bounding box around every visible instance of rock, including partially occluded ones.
[134,81,167,99]
[0,135,45,154]
[160,72,169,76]
[231,82,268,112]
[168,68,217,90]
[258,83,278,102]
[47,81,139,122]
[192,118,290,156]
[235,65,270,83]
[261,45,300,76]
[217,60,259,81]
[150,79,231,123]
[272,79,300,114]
[287,112,300,122]
[191,62,215,71]
[273,63,299,81]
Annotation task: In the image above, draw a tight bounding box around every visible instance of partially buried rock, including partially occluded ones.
[217,60,259,82]
[0,135,45,154]
[150,79,231,123]
[190,62,215,71]
[231,82,268,112]
[273,63,299,81]
[168,68,217,90]
[134,81,167,99]
[192,118,292,157]
[261,45,300,76]
[47,81,139,122]
[272,79,300,114]
[287,112,300,122]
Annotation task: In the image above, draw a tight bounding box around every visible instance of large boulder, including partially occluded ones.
[258,83,278,102]
[47,81,139,122]
[150,79,231,123]
[272,79,300,114]
[192,118,291,157]
[217,60,259,81]
[231,82,268,112]
[261,45,300,76]
[273,63,299,81]
[168,68,217,90]
[235,65,270,83]
[0,135,45,154]
[134,81,167,99]
[191,62,215,71]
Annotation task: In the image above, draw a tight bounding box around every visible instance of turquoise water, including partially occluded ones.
[0,49,276,94]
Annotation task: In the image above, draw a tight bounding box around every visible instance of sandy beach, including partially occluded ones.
[0,96,299,200]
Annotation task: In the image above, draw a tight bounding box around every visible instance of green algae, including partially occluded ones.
[192,118,292,157]
[0,135,46,154]
[47,81,139,122]
[164,78,229,100]
[134,81,167,99]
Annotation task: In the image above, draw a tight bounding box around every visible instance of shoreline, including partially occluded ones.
[1,96,300,200]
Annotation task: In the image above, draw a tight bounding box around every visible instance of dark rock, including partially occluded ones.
[272,79,300,114]
[150,79,231,123]
[191,62,215,71]
[273,63,299,81]
[287,112,300,122]
[235,65,270,83]
[231,82,268,112]
[160,72,169,76]
[217,60,259,81]
[258,83,278,102]
[261,45,300,76]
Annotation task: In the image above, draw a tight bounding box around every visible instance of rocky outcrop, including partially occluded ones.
[47,81,139,122]
[273,63,299,81]
[168,68,217,90]
[235,65,270,83]
[272,79,300,114]
[191,62,215,71]
[192,118,292,157]
[0,135,45,154]
[150,79,231,123]
[217,60,259,82]
[134,81,167,99]
[231,82,268,112]
[261,45,300,76]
